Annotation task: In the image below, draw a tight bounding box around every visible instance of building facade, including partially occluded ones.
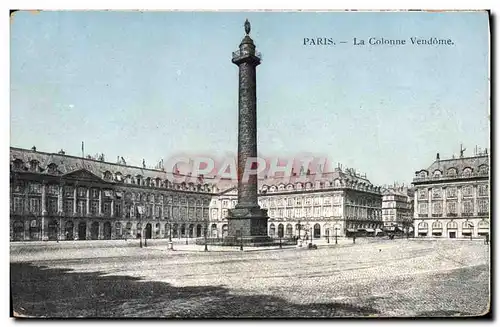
[412,152,490,238]
[10,147,213,241]
[381,185,414,233]
[10,147,384,242]
[209,168,384,241]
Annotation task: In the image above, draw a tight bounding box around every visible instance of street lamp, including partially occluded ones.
[335,227,339,245]
[204,220,208,252]
[137,205,145,248]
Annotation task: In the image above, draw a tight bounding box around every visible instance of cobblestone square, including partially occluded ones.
[10,238,489,318]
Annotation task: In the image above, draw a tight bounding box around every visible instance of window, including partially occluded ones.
[29,160,39,172]
[418,203,428,215]
[478,199,489,215]
[432,202,442,216]
[222,209,228,218]
[447,168,457,177]
[462,186,473,197]
[305,198,312,205]
[446,187,457,198]
[29,183,42,194]
[65,186,74,197]
[447,201,457,216]
[103,202,111,216]
[447,221,458,229]
[115,202,122,217]
[478,184,489,196]
[418,189,427,200]
[463,168,472,177]
[432,188,442,199]
[77,200,86,215]
[91,201,99,215]
[479,165,489,175]
[462,200,473,216]
[78,187,86,197]
[91,189,99,199]
[296,198,302,206]
[288,198,294,206]
[433,170,442,178]
[64,199,73,214]
[13,197,23,213]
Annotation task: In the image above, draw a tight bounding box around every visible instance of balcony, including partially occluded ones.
[232,50,262,61]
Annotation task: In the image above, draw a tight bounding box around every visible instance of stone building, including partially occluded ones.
[10,147,213,241]
[10,146,384,242]
[209,168,384,241]
[412,150,490,238]
[381,185,414,233]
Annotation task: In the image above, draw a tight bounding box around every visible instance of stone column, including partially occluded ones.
[86,188,90,216]
[73,187,77,214]
[99,189,103,216]
[57,184,64,214]
[41,182,47,216]
[41,182,47,240]
[24,220,30,241]
[427,188,432,218]
[111,199,115,217]
[473,185,478,216]
[457,187,462,216]
[227,21,269,241]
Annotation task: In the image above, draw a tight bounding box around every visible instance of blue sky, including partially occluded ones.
[10,11,489,185]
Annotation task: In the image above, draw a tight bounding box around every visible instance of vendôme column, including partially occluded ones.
[227,20,270,243]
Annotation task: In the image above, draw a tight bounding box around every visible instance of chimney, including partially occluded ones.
[436,153,440,161]
[31,146,37,152]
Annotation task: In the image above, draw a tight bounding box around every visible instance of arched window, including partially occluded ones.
[286,224,293,236]
[269,223,275,237]
[418,222,428,229]
[419,171,428,178]
[432,221,442,229]
[286,184,294,191]
[334,179,341,187]
[462,167,472,177]
[12,159,24,170]
[115,172,123,182]
[462,220,473,228]
[313,223,321,238]
[103,171,112,180]
[277,224,284,238]
[278,184,285,191]
[296,183,303,190]
[479,165,489,175]
[115,222,122,237]
[447,221,458,229]
[433,170,442,178]
[47,163,58,174]
[447,168,457,177]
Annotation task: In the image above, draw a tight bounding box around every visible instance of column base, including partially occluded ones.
[227,206,269,238]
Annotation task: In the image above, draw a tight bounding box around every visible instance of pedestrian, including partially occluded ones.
[353,234,356,244]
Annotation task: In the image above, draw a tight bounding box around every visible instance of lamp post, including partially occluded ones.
[310,227,313,245]
[204,220,208,252]
[137,205,144,248]
[335,227,339,245]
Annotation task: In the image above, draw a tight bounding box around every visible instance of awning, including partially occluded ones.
[347,229,357,232]
[366,228,375,232]
[357,228,366,231]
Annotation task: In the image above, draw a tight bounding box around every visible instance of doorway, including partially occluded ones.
[91,222,99,240]
[145,223,152,239]
[103,222,111,240]
[78,222,87,240]
[449,231,456,238]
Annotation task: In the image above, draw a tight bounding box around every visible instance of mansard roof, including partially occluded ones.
[425,155,489,174]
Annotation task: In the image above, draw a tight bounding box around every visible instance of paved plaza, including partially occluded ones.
[10,238,489,318]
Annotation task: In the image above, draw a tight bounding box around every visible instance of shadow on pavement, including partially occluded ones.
[11,262,379,318]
